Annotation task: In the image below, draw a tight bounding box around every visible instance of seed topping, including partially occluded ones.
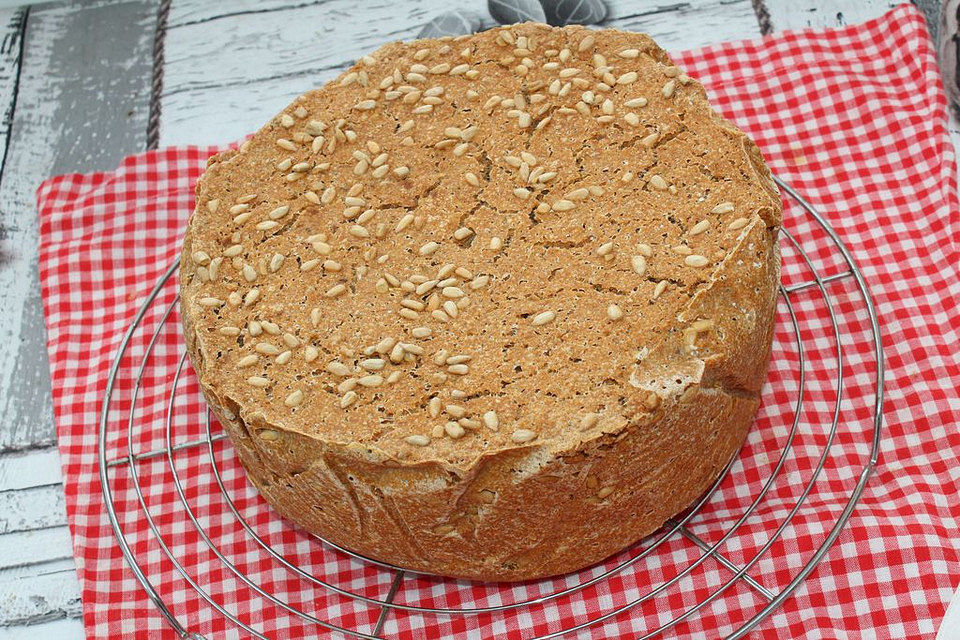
[189,27,774,458]
[511,429,537,443]
[532,310,556,326]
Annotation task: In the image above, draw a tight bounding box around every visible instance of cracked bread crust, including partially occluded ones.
[179,22,781,581]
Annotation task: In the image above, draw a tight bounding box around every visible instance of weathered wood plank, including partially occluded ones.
[0,526,73,570]
[0,615,84,639]
[0,484,66,534]
[160,0,484,146]
[0,0,158,451]
[605,0,759,47]
[0,559,81,628]
[159,0,760,146]
[764,0,899,31]
[162,0,481,96]
[0,6,37,453]
[765,0,942,41]
[167,0,477,29]
[0,1,159,630]
[0,447,63,493]
[0,8,24,179]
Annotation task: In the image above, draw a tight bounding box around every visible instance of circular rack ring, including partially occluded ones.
[98,175,884,640]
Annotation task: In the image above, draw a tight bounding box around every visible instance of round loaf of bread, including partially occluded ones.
[180,23,781,581]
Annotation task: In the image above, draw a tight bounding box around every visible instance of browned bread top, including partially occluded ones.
[180,22,781,472]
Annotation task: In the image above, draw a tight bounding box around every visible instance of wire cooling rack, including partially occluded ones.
[97,176,884,639]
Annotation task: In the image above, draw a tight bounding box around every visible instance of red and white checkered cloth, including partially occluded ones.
[36,5,960,638]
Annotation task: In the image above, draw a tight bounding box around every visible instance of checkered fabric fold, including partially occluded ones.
[37,5,959,638]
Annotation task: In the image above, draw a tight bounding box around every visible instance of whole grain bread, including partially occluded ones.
[179,22,781,581]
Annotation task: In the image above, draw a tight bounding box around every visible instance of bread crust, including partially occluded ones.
[180,23,781,581]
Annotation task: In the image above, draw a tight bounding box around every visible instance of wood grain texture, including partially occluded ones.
[764,0,900,31]
[765,0,941,41]
[0,527,74,573]
[0,447,64,492]
[0,446,78,628]
[0,559,82,628]
[0,0,158,631]
[0,485,66,534]
[0,516,80,627]
[0,6,40,453]
[0,8,24,178]
[0,0,157,451]
[159,0,760,146]
[0,610,84,639]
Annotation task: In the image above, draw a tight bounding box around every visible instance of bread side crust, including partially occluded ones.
[181,211,779,581]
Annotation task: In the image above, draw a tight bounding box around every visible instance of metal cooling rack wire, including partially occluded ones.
[96,175,883,639]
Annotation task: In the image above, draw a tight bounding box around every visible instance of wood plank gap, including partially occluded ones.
[0,481,62,494]
[607,2,691,21]
[751,0,774,35]
[147,0,170,150]
[0,6,26,182]
[0,447,64,492]
[169,0,324,28]
[161,60,349,99]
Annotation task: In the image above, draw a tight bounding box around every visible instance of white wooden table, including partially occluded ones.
[0,0,956,637]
